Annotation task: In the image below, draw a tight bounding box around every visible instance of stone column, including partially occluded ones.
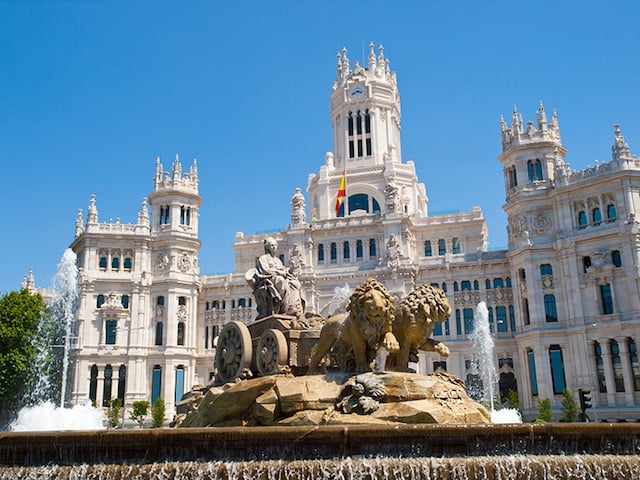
[616,337,635,405]
[599,339,617,406]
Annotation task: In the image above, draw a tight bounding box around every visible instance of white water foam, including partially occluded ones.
[10,401,105,431]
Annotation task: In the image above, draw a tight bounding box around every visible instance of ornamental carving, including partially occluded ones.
[155,253,169,272]
[453,291,481,306]
[532,213,551,234]
[178,253,192,272]
[178,305,188,320]
[155,306,164,318]
[541,277,554,289]
[486,288,513,305]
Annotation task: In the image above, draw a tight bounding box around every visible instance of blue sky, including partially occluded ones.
[1,1,639,294]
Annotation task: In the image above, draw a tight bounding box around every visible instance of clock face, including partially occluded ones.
[350,86,365,99]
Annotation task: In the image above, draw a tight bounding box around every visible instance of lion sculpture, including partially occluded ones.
[310,278,399,373]
[386,284,452,371]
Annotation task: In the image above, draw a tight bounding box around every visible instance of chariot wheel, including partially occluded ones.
[215,321,252,383]
[256,328,288,376]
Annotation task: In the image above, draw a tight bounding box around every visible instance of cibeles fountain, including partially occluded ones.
[1,243,639,479]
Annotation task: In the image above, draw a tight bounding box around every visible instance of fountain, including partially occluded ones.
[9,249,105,432]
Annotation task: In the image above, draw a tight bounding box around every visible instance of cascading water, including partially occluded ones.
[470,301,521,423]
[10,249,105,431]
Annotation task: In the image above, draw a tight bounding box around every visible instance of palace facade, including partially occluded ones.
[68,44,640,422]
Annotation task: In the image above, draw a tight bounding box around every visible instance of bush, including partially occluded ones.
[560,389,579,422]
[130,400,150,428]
[536,398,553,423]
[107,399,122,428]
[504,390,522,412]
[152,397,165,428]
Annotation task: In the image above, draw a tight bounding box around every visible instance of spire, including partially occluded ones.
[27,268,35,293]
[368,41,376,70]
[75,208,84,238]
[87,194,98,224]
[154,156,163,189]
[537,101,547,131]
[172,154,182,180]
[21,275,27,290]
[341,47,350,75]
[378,44,385,65]
[137,198,150,226]
[511,105,521,134]
[191,159,198,183]
[500,115,507,133]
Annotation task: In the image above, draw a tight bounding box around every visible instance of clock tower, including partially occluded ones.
[330,43,402,171]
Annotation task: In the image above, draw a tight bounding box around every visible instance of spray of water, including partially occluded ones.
[320,283,352,318]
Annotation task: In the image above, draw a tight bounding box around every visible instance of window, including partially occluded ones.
[89,365,98,405]
[548,345,566,395]
[178,296,186,306]
[155,322,163,346]
[473,280,479,290]
[453,282,459,292]
[159,205,170,225]
[485,279,491,290]
[606,204,617,221]
[527,349,538,396]
[343,241,350,260]
[433,361,447,372]
[102,365,113,407]
[180,206,191,225]
[424,240,432,257]
[578,211,587,227]
[123,257,132,271]
[444,318,450,336]
[506,277,512,288]
[509,306,516,332]
[540,264,553,276]
[592,207,602,224]
[441,282,447,293]
[330,242,337,262]
[238,298,246,308]
[600,284,614,314]
[438,239,446,256]
[157,296,165,306]
[461,281,471,291]
[612,250,622,267]
[594,342,606,393]
[455,309,462,335]
[318,244,324,263]
[508,166,518,188]
[629,339,640,391]
[348,194,369,213]
[369,238,377,257]
[583,256,592,273]
[97,294,105,308]
[356,240,363,259]
[177,322,185,346]
[117,365,126,402]
[544,294,557,322]
[99,257,107,270]
[528,159,543,182]
[205,326,209,349]
[175,366,185,404]
[121,295,129,309]
[112,257,120,270]
[493,278,504,289]
[488,307,494,332]
[523,298,531,325]
[496,306,508,332]
[433,322,442,336]
[105,320,117,345]
[452,238,461,254]
[151,365,162,404]
[463,308,474,334]
[610,340,625,392]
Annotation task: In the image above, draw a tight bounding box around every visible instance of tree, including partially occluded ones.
[560,389,579,422]
[536,398,553,423]
[0,289,47,428]
[152,397,165,428]
[504,389,522,412]
[107,399,122,429]
[130,400,150,428]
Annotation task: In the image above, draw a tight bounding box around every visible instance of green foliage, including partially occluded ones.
[536,398,553,423]
[107,399,122,429]
[504,390,522,412]
[151,397,166,428]
[560,389,579,422]
[130,400,150,428]
[0,289,46,427]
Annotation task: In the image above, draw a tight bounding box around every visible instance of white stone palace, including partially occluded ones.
[67,44,640,422]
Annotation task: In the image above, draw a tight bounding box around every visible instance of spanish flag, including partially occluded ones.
[335,172,346,217]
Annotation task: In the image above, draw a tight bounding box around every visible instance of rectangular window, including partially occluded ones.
[365,138,372,156]
[151,366,162,404]
[600,284,614,314]
[544,294,558,322]
[105,320,117,345]
[438,239,446,256]
[175,367,185,404]
[527,350,538,396]
[455,310,462,335]
[349,140,354,158]
[463,308,474,335]
[549,345,566,395]
[594,342,606,393]
[444,319,450,336]
[496,306,508,333]
[357,139,363,157]
[424,241,432,257]
[433,322,442,336]
[452,237,461,254]
[509,306,516,332]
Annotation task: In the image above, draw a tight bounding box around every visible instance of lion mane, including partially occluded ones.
[310,278,399,373]
[386,284,452,371]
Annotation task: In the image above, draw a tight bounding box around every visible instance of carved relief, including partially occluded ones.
[486,288,513,305]
[177,305,188,320]
[453,291,481,306]
[178,253,192,272]
[532,213,551,234]
[155,253,169,272]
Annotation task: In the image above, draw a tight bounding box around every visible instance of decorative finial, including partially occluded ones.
[75,209,84,238]
[87,194,98,224]
[612,124,631,160]
[368,41,376,68]
[137,198,150,226]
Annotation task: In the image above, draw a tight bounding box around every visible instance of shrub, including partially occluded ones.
[152,397,165,428]
[560,389,579,422]
[537,398,553,423]
[130,400,150,428]
[107,398,122,428]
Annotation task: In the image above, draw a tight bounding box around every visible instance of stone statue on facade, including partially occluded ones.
[246,237,304,320]
[290,188,306,225]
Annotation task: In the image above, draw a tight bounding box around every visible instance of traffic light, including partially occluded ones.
[578,389,592,422]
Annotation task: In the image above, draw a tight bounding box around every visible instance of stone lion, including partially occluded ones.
[310,278,399,373]
[386,284,452,372]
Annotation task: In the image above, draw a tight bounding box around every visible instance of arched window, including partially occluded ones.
[594,342,606,393]
[453,282,459,292]
[496,306,508,332]
[628,339,640,391]
[89,365,98,404]
[356,111,362,135]
[424,240,432,257]
[356,240,363,259]
[99,257,107,270]
[180,206,191,225]
[102,365,113,407]
[606,204,617,221]
[485,279,491,290]
[177,322,185,346]
[369,238,377,257]
[117,365,126,402]
[238,298,246,308]
[534,159,543,181]
[578,211,587,227]
[343,241,350,260]
[151,365,162,404]
[330,242,337,262]
[455,309,461,335]
[612,250,622,267]
[527,160,535,182]
[318,244,325,263]
[544,294,557,322]
[438,239,446,256]
[506,277,512,288]
[121,295,129,309]
[452,238,461,254]
[364,110,371,134]
[493,278,504,289]
[610,340,625,392]
[123,257,132,271]
[111,257,120,270]
[178,296,186,306]
[461,280,471,291]
[540,264,553,276]
[441,282,447,293]
[97,294,105,308]
[348,194,369,213]
[175,366,185,404]
[473,280,479,290]
[583,256,592,273]
[592,207,602,224]
[157,296,165,306]
[155,322,164,346]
